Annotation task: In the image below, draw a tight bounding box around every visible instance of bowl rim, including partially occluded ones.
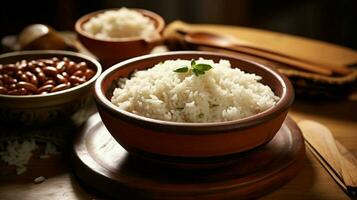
[94,51,294,130]
[75,8,165,43]
[0,50,102,99]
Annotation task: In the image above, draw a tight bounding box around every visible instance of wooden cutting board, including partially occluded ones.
[72,113,305,199]
[164,21,357,67]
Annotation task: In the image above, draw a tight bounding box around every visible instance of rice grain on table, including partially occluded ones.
[111,59,280,123]
[0,140,61,174]
[0,140,38,175]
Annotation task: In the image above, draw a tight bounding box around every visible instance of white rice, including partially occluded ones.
[33,176,45,184]
[0,140,38,175]
[83,7,157,40]
[0,140,60,174]
[111,59,280,123]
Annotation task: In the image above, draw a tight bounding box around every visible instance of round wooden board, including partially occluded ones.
[72,113,305,200]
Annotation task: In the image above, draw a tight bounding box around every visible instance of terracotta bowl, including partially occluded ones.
[0,50,102,126]
[94,51,294,158]
[75,8,165,67]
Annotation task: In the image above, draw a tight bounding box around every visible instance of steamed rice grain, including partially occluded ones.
[111,59,280,123]
[83,7,157,40]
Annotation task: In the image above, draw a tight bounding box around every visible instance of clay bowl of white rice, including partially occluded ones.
[94,51,294,159]
[75,8,165,67]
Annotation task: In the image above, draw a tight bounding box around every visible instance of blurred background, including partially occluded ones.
[0,0,356,49]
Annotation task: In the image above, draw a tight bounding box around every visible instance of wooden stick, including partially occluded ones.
[305,142,349,194]
[336,141,357,196]
[182,31,354,76]
[298,120,357,196]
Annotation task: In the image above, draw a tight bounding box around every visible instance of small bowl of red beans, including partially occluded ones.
[0,50,102,126]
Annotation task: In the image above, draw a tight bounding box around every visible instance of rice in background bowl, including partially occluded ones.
[111,58,280,123]
[83,7,159,40]
[75,8,165,67]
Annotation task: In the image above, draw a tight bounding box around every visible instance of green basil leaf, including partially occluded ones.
[173,66,189,73]
[191,60,196,67]
[192,68,200,76]
[195,64,212,71]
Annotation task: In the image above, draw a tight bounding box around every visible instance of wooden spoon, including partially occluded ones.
[298,120,357,196]
[184,32,351,76]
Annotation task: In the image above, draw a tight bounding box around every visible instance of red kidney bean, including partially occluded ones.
[43,59,54,65]
[3,75,17,84]
[1,57,94,95]
[51,83,70,92]
[69,75,86,85]
[62,71,69,79]
[9,83,17,90]
[37,72,47,83]
[0,86,8,94]
[42,66,58,76]
[34,67,43,74]
[77,62,87,71]
[15,70,23,76]
[3,64,17,74]
[18,88,27,95]
[8,89,21,95]
[72,70,84,77]
[37,84,54,93]
[28,61,37,71]
[17,81,37,92]
[29,75,38,86]
[19,73,29,82]
[25,71,35,78]
[56,61,66,73]
[43,79,56,86]
[55,74,68,84]
[18,61,28,70]
[84,69,95,80]
[36,61,45,68]
[66,61,78,75]
[52,57,59,62]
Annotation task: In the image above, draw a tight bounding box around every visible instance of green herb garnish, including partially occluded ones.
[173,67,189,73]
[174,60,212,77]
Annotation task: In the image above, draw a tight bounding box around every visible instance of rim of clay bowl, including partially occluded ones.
[75,8,165,43]
[0,50,102,99]
[94,51,294,132]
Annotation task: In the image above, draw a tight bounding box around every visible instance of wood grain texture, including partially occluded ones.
[0,99,356,199]
[164,21,357,67]
[183,31,351,76]
[183,32,336,76]
[299,120,357,195]
[71,114,304,199]
[336,141,357,194]
[299,120,343,177]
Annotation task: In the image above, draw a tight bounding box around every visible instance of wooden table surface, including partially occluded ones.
[0,98,356,200]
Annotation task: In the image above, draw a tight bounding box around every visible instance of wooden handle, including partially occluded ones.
[298,120,357,196]
[168,21,357,67]
[235,44,351,76]
[231,46,333,76]
[336,141,357,195]
[184,35,333,76]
